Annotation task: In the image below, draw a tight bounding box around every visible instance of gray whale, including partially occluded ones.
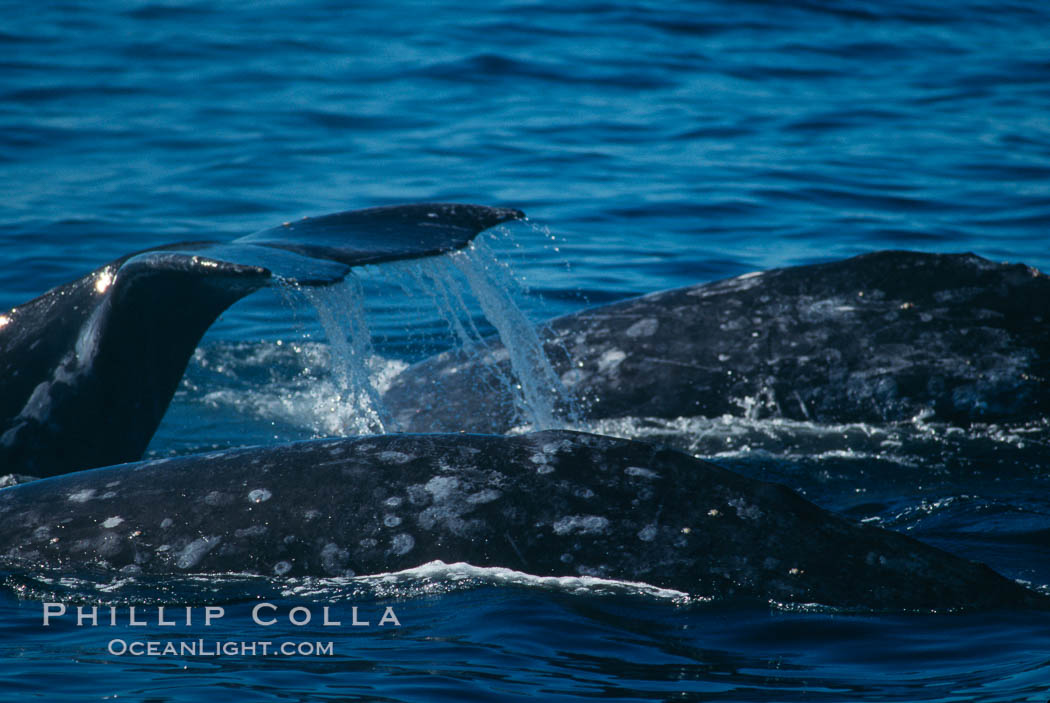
[385,251,1050,432]
[0,430,1041,611]
[0,203,523,477]
[2,217,1046,611]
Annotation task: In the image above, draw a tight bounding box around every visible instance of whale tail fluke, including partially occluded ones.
[236,202,525,272]
[145,202,527,286]
[0,203,524,476]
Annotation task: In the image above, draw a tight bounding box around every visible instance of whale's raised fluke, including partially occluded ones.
[237,202,525,273]
[0,203,524,477]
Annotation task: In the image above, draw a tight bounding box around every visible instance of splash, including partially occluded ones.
[282,560,694,603]
[2,561,694,606]
[373,237,576,431]
[195,345,407,439]
[261,231,576,437]
[298,275,391,435]
[384,240,576,431]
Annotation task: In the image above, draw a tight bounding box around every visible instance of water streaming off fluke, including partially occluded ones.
[283,239,576,437]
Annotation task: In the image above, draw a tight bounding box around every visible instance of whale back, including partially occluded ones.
[385,251,1050,431]
[0,430,1042,611]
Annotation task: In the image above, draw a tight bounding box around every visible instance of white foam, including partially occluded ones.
[196,349,407,438]
[283,560,692,602]
[300,276,390,434]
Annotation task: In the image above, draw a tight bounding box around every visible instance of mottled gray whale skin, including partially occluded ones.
[0,204,524,477]
[385,251,1050,432]
[0,431,1042,611]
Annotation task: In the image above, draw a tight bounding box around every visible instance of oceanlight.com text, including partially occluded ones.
[107,639,335,657]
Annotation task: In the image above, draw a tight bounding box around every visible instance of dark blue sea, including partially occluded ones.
[3,0,1050,700]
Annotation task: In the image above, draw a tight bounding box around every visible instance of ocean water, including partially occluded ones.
[3,0,1050,700]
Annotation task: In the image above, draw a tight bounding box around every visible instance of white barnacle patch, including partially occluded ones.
[542,440,572,455]
[383,515,402,527]
[467,489,501,504]
[530,453,555,474]
[389,533,415,556]
[379,451,412,464]
[637,524,658,542]
[626,318,659,338]
[624,466,659,480]
[425,476,459,500]
[384,496,403,508]
[204,491,230,507]
[175,536,220,569]
[101,516,124,529]
[67,489,96,503]
[418,505,461,532]
[235,525,267,538]
[597,349,626,373]
[552,515,610,536]
[692,270,763,296]
[273,561,293,576]
[247,488,272,504]
[728,497,763,521]
[304,509,321,520]
[320,543,350,575]
[406,484,430,506]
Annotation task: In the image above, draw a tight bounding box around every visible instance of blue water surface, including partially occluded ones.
[3,0,1050,700]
